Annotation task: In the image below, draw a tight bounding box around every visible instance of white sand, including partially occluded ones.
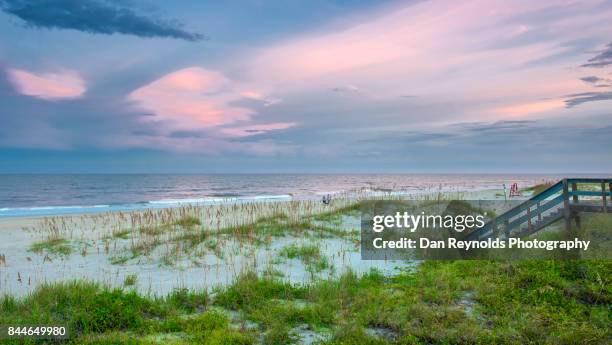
[0,189,518,297]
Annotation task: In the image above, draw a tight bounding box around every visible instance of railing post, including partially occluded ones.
[527,204,532,232]
[603,180,608,214]
[537,201,542,222]
[571,182,578,204]
[608,181,612,213]
[563,179,571,232]
[504,219,510,238]
[491,218,498,238]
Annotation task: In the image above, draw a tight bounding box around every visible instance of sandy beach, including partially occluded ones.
[0,188,514,297]
[0,198,390,297]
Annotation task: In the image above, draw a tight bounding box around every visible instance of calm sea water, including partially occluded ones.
[0,174,566,217]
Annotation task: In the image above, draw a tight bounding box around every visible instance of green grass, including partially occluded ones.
[174,216,201,228]
[214,260,610,344]
[280,243,320,260]
[1,259,610,344]
[9,200,611,344]
[106,206,359,266]
[110,254,130,265]
[113,230,131,239]
[124,274,138,287]
[280,243,330,272]
[0,282,214,345]
[523,181,555,195]
[29,238,72,256]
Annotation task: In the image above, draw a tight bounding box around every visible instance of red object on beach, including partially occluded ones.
[509,183,521,197]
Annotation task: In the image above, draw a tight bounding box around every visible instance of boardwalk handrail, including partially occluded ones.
[466,178,612,240]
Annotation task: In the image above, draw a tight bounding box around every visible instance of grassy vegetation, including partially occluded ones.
[112,229,131,240]
[522,181,556,195]
[24,197,361,268]
[310,203,360,226]
[2,259,610,344]
[11,197,612,344]
[280,243,330,273]
[522,180,606,196]
[174,216,201,228]
[280,244,320,260]
[123,274,138,287]
[105,207,357,266]
[29,238,72,256]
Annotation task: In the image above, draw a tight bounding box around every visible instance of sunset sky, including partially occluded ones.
[1,0,611,173]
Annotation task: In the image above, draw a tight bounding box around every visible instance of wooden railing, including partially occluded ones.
[466,178,612,240]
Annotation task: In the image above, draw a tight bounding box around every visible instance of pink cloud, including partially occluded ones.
[492,99,566,118]
[241,90,282,106]
[8,68,85,100]
[127,67,295,154]
[129,67,252,129]
[247,0,612,122]
[241,90,264,99]
[251,0,548,84]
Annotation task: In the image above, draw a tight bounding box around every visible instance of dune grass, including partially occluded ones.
[2,259,610,345]
[522,181,556,195]
[10,197,612,344]
[123,274,138,287]
[280,243,330,273]
[174,216,201,229]
[29,238,72,256]
[106,206,356,266]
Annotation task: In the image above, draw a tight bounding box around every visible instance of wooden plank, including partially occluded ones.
[506,195,564,230]
[491,218,498,238]
[531,181,563,201]
[504,219,510,238]
[570,191,612,197]
[517,211,563,237]
[603,181,608,214]
[563,179,571,232]
[568,178,612,184]
[527,205,533,230]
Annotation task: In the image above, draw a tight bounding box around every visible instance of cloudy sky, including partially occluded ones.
[0,0,611,173]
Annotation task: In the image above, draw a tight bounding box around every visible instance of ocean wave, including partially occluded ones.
[148,194,292,205]
[0,195,294,217]
[0,204,110,212]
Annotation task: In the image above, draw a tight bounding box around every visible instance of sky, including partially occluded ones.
[0,0,611,173]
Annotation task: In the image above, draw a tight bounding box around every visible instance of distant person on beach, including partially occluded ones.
[322,194,331,205]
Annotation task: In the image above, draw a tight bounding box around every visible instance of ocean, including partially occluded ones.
[0,174,564,217]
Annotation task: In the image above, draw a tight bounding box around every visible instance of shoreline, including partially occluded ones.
[0,187,515,220]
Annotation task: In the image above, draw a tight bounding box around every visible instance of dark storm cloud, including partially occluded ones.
[0,0,204,41]
[581,42,612,68]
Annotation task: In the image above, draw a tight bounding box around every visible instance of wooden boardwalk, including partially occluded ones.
[466,178,612,241]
